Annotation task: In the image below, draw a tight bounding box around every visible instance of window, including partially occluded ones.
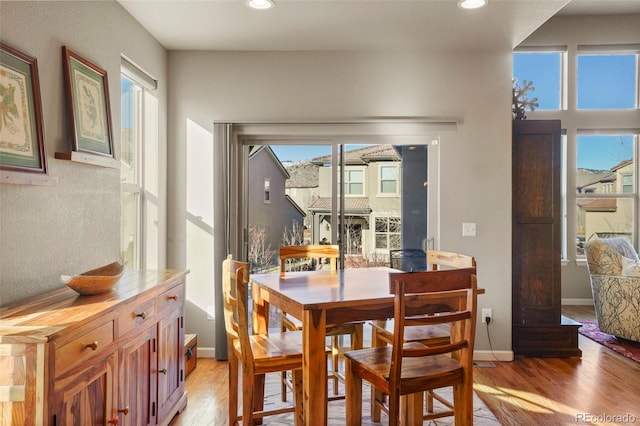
[577,52,637,110]
[513,49,565,110]
[375,217,401,250]
[379,165,398,194]
[515,44,639,258]
[576,134,636,250]
[120,58,158,269]
[264,178,271,203]
[343,169,364,195]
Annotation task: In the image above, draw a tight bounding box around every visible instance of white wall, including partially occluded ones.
[0,2,167,304]
[518,14,640,303]
[167,50,514,354]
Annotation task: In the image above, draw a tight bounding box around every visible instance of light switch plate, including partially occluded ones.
[462,222,476,237]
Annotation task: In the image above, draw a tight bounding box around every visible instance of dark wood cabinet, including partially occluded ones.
[512,119,581,357]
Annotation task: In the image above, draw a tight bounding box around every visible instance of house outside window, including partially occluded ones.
[375,216,401,250]
[341,168,364,195]
[264,178,271,203]
[379,164,399,195]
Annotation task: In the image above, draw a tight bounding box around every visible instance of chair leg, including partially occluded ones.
[228,352,239,426]
[241,367,254,426]
[281,371,288,402]
[292,369,304,426]
[281,318,289,402]
[426,389,434,413]
[331,335,339,395]
[370,326,384,422]
[453,382,473,426]
[387,391,401,426]
[406,393,424,426]
[345,358,362,426]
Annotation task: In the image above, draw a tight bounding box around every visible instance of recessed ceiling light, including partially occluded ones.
[458,0,488,9]
[246,0,275,10]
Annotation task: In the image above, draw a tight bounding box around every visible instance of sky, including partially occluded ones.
[513,52,636,171]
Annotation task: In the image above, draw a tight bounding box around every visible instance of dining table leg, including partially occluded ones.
[302,308,328,426]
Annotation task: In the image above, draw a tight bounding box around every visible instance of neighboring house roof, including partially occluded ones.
[308,197,371,214]
[284,161,319,189]
[579,198,617,212]
[249,146,290,179]
[311,145,400,165]
[611,159,633,172]
[576,169,615,192]
[286,194,306,217]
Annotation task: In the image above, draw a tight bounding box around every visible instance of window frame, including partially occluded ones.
[120,58,159,269]
[514,44,640,261]
[378,164,399,196]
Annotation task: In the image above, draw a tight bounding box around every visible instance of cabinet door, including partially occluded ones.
[512,119,562,326]
[118,325,157,426]
[156,306,184,420]
[53,352,117,425]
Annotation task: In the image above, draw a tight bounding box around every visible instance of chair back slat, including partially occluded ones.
[389,268,476,294]
[403,341,469,358]
[222,255,253,364]
[279,245,339,276]
[222,255,239,340]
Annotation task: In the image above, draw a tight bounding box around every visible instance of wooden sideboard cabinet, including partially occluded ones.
[0,269,188,426]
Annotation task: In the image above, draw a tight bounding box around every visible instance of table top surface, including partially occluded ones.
[251,266,483,311]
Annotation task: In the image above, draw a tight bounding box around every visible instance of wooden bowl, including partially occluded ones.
[61,262,125,295]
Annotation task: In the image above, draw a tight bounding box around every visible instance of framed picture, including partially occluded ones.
[0,42,47,173]
[62,46,114,158]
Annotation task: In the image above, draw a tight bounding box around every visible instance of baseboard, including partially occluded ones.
[562,298,593,305]
[473,350,514,362]
[197,347,216,358]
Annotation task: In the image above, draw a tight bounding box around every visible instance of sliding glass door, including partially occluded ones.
[246,142,431,272]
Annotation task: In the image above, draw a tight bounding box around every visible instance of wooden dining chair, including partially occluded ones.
[279,245,364,401]
[222,255,306,426]
[346,267,478,426]
[370,250,477,421]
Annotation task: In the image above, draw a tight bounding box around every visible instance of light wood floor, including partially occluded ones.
[170,306,640,425]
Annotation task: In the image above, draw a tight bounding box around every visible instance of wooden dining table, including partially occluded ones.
[250,266,484,425]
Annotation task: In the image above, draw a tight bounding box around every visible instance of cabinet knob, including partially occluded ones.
[107,417,119,425]
[135,311,147,320]
[86,341,98,351]
[167,295,178,301]
[159,368,167,375]
[118,407,130,415]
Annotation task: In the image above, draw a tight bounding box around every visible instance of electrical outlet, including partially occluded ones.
[462,222,476,237]
[482,308,492,324]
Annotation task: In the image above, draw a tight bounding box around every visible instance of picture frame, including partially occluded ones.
[62,46,114,158]
[0,42,47,174]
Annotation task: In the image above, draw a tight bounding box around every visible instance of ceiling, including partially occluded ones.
[118,0,640,51]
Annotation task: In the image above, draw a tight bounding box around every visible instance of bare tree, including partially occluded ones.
[248,225,275,273]
[281,220,310,271]
[281,220,305,247]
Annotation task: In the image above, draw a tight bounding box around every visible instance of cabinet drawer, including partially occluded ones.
[157,282,184,313]
[55,321,114,377]
[118,296,156,337]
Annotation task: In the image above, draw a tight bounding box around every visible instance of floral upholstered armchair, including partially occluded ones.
[584,237,640,342]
